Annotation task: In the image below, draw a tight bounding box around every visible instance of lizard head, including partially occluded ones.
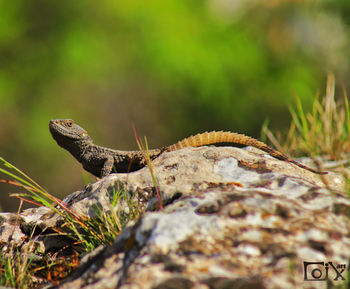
[49,119,92,145]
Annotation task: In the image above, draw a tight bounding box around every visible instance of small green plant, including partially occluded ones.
[64,183,141,251]
[263,73,350,163]
[0,244,36,289]
[0,157,141,285]
[0,157,83,220]
[132,125,163,210]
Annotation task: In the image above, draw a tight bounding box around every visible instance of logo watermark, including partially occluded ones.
[303,261,347,281]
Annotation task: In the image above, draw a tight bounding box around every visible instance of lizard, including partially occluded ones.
[49,119,327,178]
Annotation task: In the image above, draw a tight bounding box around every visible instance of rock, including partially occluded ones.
[1,146,349,289]
[0,212,27,248]
[55,146,344,217]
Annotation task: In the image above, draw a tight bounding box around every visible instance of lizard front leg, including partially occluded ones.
[100,155,114,178]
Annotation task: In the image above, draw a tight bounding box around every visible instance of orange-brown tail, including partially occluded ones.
[166,131,327,175]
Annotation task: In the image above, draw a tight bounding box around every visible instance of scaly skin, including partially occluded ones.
[49,119,327,177]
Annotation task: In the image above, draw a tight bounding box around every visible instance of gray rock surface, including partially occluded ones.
[1,146,349,289]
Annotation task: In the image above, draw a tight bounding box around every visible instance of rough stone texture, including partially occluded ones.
[53,146,344,217]
[1,146,349,289]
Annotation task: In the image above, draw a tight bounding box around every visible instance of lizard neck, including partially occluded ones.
[64,139,93,163]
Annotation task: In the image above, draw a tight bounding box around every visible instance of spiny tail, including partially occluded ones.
[166,131,327,175]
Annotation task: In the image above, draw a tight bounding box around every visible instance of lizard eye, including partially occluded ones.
[66,121,73,127]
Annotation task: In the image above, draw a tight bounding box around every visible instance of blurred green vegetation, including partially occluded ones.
[0,0,349,211]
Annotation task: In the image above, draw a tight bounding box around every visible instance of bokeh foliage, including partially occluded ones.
[0,0,349,211]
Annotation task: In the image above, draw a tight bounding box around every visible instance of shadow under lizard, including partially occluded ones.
[49,119,327,178]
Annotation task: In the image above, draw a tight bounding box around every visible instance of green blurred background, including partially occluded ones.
[0,0,349,211]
